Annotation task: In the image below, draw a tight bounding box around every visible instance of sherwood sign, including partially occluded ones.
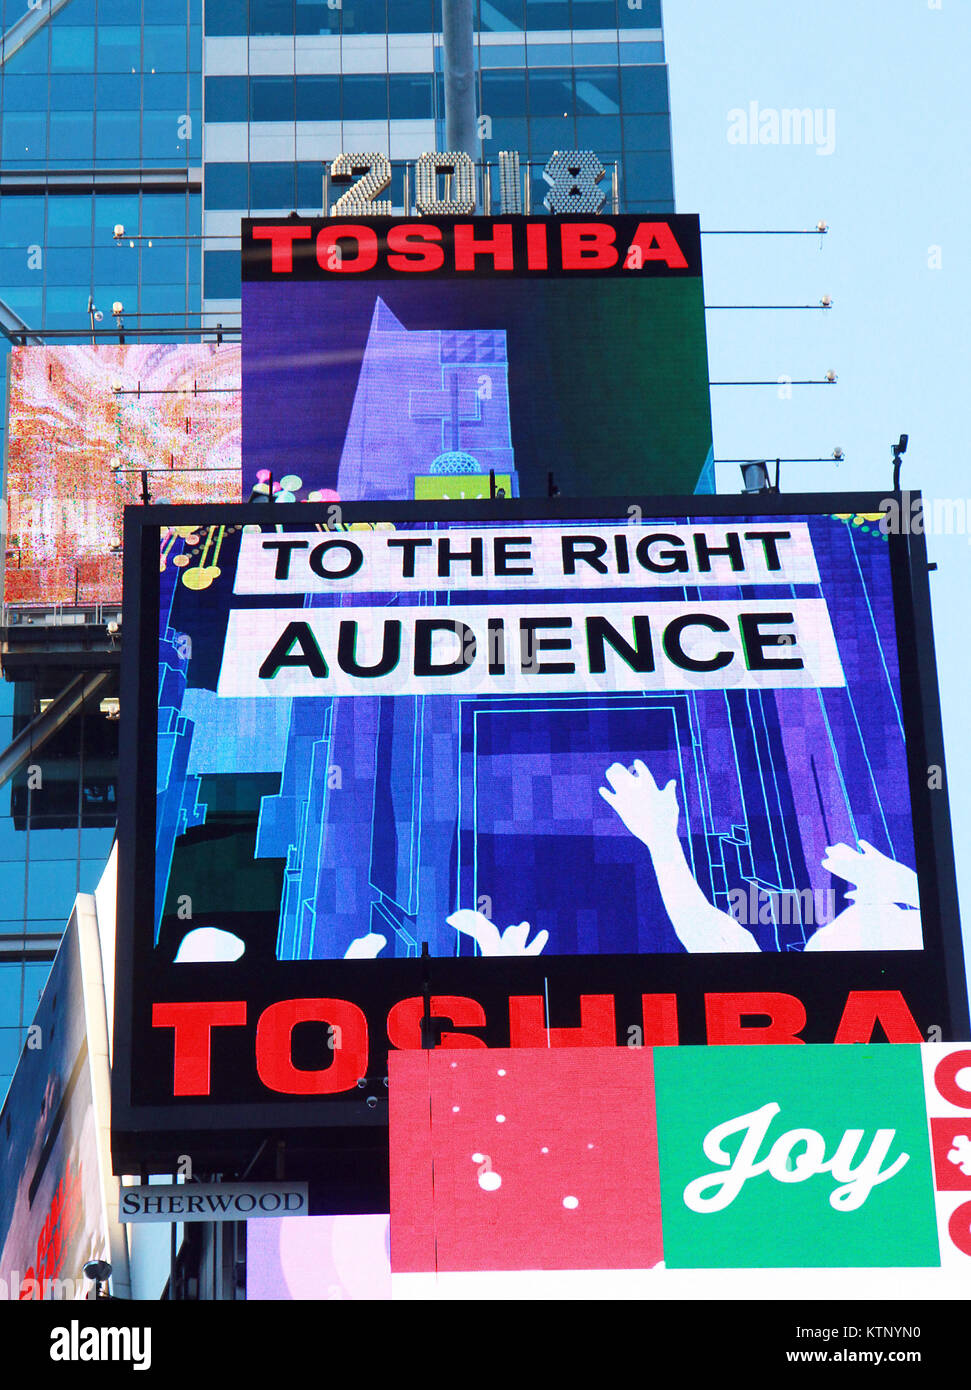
[119,1182,309,1223]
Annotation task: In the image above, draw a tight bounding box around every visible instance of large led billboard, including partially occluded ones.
[2,344,240,608]
[112,495,966,1174]
[241,215,714,502]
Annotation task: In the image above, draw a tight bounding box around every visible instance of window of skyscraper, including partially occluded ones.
[619,62,668,111]
[204,0,248,35]
[251,75,295,121]
[294,0,341,35]
[207,75,248,121]
[295,75,341,121]
[341,73,389,121]
[477,0,524,30]
[249,0,294,35]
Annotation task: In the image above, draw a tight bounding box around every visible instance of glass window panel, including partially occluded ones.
[26,859,79,920]
[622,111,669,149]
[619,63,668,112]
[142,110,189,159]
[0,1031,23,1078]
[141,194,187,236]
[1,37,51,76]
[477,0,523,30]
[527,67,574,115]
[145,0,180,19]
[97,73,140,107]
[143,25,187,71]
[572,41,618,64]
[250,162,295,207]
[389,73,433,120]
[190,20,201,65]
[296,161,325,210]
[93,195,140,250]
[387,0,432,31]
[575,113,621,147]
[341,0,386,32]
[144,73,188,110]
[295,0,340,34]
[46,197,93,246]
[0,287,42,321]
[207,75,248,121]
[341,74,388,120]
[483,115,527,149]
[526,113,575,149]
[249,0,294,33]
[96,26,142,71]
[1,113,46,162]
[0,966,23,1017]
[617,0,660,26]
[60,0,96,22]
[616,40,662,61]
[204,0,248,34]
[251,75,295,121]
[49,111,96,161]
[205,163,249,209]
[481,70,527,116]
[571,0,617,27]
[621,148,672,201]
[45,286,90,327]
[79,827,116,861]
[0,197,45,249]
[22,826,79,862]
[0,861,26,906]
[139,244,189,284]
[45,248,93,285]
[1,76,49,112]
[98,0,141,20]
[574,67,619,114]
[0,260,46,288]
[524,0,569,29]
[524,42,571,64]
[51,26,95,71]
[295,75,340,121]
[479,45,525,66]
[204,250,241,299]
[95,111,140,159]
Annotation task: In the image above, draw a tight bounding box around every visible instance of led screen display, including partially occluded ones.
[388,1043,971,1294]
[241,215,714,502]
[2,344,240,608]
[112,495,966,1174]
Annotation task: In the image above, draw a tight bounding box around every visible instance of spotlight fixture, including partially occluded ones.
[740,461,772,493]
[832,447,844,461]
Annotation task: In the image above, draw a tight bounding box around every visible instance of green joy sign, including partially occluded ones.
[653,1045,939,1269]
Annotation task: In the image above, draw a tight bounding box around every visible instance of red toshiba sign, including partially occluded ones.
[150,988,923,1098]
[243,215,700,279]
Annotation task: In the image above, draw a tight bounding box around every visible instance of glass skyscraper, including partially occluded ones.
[0,0,675,1097]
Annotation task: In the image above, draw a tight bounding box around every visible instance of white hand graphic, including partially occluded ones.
[447,910,549,956]
[343,932,387,959]
[821,839,920,907]
[598,761,680,848]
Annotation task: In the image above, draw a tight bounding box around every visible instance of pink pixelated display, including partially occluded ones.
[389,1047,664,1273]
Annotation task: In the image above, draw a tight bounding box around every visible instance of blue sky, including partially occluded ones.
[662,0,971,1003]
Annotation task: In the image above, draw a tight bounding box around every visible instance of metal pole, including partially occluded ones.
[442,0,478,204]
